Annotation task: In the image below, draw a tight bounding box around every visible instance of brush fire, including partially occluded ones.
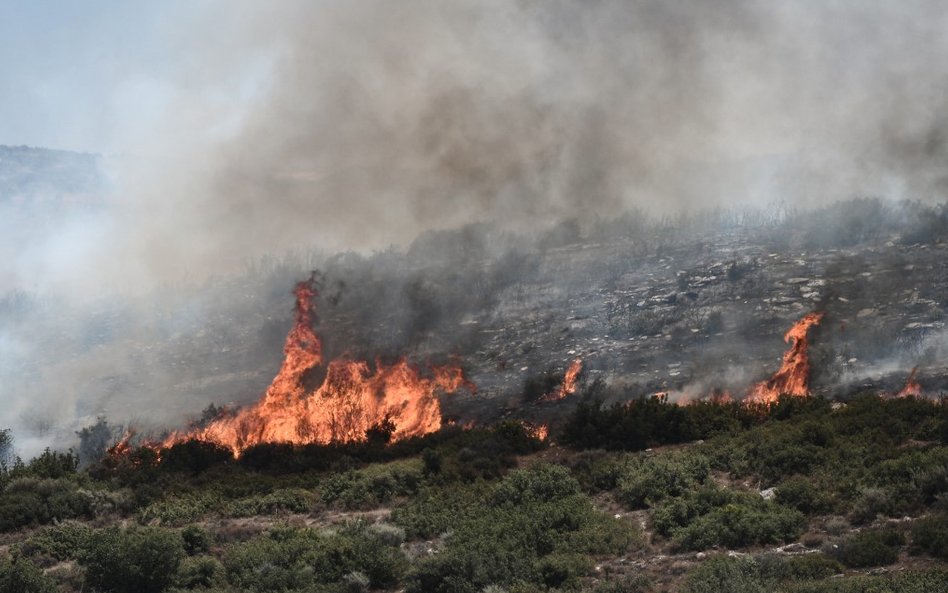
[745,312,824,404]
[159,274,473,456]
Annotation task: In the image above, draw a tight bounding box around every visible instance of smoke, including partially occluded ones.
[71,0,948,288]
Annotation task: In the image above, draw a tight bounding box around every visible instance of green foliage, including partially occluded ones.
[222,525,407,592]
[0,555,58,593]
[0,476,93,532]
[225,487,313,517]
[652,486,804,551]
[18,521,93,562]
[776,477,833,515]
[615,451,710,508]
[910,514,948,559]
[138,493,219,526]
[399,465,639,593]
[181,524,212,555]
[682,556,764,593]
[831,528,904,568]
[174,555,226,589]
[80,525,185,593]
[321,460,422,510]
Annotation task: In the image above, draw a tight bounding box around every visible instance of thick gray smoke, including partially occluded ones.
[93,0,948,286]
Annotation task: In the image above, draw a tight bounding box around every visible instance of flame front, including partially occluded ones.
[542,358,583,401]
[163,275,472,455]
[897,367,922,398]
[746,312,824,404]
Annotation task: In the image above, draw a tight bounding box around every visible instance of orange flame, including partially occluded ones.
[746,312,824,404]
[521,421,549,441]
[542,358,583,401]
[162,275,473,455]
[897,367,922,398]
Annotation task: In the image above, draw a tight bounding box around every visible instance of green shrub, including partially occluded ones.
[755,553,842,580]
[223,526,407,591]
[80,525,185,593]
[401,465,638,593]
[19,521,93,561]
[174,555,226,589]
[0,477,93,531]
[673,501,805,551]
[775,477,833,515]
[225,488,313,517]
[181,525,212,555]
[322,460,423,510]
[682,556,764,593]
[910,514,948,559]
[536,553,593,588]
[615,452,710,508]
[0,555,58,593]
[831,528,903,568]
[138,494,218,526]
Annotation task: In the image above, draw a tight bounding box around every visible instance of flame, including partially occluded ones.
[521,421,549,441]
[746,312,824,404]
[542,358,583,401]
[162,275,473,455]
[897,367,923,398]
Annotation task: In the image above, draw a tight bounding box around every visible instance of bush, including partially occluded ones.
[223,526,407,592]
[911,514,948,559]
[0,477,93,532]
[181,525,212,555]
[615,452,710,508]
[831,528,903,568]
[775,477,833,515]
[0,556,58,593]
[225,488,313,517]
[80,525,185,593]
[174,555,226,589]
[682,556,764,593]
[401,465,638,593]
[673,502,805,551]
[19,521,93,562]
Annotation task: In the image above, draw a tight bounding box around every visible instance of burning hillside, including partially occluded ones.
[161,274,473,455]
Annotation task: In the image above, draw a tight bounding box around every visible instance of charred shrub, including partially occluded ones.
[159,439,233,474]
[522,368,563,403]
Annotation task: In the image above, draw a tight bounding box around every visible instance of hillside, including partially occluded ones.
[1,394,947,592]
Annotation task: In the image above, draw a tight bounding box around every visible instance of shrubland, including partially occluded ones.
[0,394,946,592]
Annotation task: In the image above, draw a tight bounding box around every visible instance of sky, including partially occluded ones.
[0,1,267,154]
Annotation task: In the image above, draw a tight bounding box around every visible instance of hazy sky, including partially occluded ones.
[0,1,266,153]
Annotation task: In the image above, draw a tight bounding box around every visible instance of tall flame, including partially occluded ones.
[541,358,583,401]
[896,367,922,398]
[163,275,472,455]
[746,312,824,404]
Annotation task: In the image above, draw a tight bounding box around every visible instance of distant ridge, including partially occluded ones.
[0,144,104,203]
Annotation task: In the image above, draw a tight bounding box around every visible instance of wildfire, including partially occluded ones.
[521,421,549,441]
[542,358,583,401]
[162,274,473,455]
[896,367,923,398]
[746,312,824,404]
